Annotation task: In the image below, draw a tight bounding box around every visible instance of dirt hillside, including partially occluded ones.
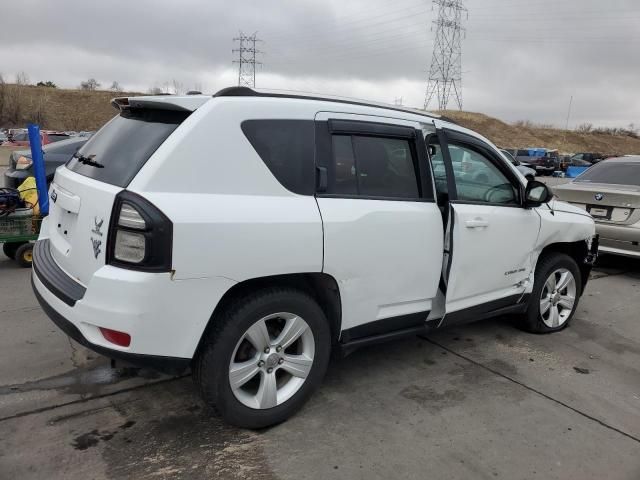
[1,85,639,155]
[439,110,640,155]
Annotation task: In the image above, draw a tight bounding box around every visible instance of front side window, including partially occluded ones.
[329,134,420,199]
[427,138,447,195]
[448,143,517,204]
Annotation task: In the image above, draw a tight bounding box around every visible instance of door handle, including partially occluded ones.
[465,218,489,228]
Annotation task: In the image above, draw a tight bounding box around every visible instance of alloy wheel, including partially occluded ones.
[229,312,315,409]
[539,268,577,328]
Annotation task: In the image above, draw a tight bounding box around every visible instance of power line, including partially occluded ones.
[425,0,467,111]
[233,31,263,88]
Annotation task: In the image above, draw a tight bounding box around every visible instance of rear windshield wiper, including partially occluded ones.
[73,153,104,168]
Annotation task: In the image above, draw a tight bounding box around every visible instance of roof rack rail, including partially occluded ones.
[212,86,448,123]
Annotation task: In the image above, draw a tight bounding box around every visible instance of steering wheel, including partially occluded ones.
[483,183,514,203]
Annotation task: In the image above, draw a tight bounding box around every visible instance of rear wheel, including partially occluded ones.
[3,242,25,260]
[193,288,331,429]
[15,243,33,268]
[519,253,581,333]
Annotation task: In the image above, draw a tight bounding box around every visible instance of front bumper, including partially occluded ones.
[3,168,29,189]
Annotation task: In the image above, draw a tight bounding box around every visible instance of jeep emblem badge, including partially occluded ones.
[91,238,102,259]
[594,193,604,201]
[90,217,105,259]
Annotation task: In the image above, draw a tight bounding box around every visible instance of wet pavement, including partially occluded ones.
[1,207,639,478]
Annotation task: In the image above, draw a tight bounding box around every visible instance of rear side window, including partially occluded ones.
[330,135,420,199]
[67,109,189,187]
[241,120,315,195]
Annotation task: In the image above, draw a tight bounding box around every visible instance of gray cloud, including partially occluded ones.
[0,0,638,127]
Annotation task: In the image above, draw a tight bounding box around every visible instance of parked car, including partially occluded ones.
[568,157,593,168]
[32,87,597,428]
[0,131,7,143]
[2,130,70,147]
[7,128,26,141]
[4,136,90,188]
[500,149,536,180]
[514,148,558,175]
[569,152,604,165]
[554,156,640,257]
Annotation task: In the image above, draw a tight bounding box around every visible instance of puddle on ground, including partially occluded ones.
[0,365,162,396]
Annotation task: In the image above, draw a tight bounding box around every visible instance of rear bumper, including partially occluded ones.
[31,239,237,371]
[32,275,190,374]
[596,223,640,257]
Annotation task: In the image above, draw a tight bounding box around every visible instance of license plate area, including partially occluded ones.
[587,205,611,219]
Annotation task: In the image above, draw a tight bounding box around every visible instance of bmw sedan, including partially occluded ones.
[553,156,640,257]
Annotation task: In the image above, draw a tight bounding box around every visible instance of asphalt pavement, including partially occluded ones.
[1,169,639,479]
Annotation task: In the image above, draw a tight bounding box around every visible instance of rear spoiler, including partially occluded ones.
[111,95,208,113]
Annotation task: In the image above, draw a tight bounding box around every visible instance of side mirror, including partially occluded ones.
[525,180,553,207]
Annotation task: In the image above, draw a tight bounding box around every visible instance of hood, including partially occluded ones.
[547,198,593,218]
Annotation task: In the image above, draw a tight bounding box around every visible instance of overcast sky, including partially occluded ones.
[1,0,639,127]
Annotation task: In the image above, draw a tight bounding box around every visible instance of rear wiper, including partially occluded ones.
[73,153,104,168]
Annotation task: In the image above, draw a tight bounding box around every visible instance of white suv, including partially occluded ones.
[32,87,598,428]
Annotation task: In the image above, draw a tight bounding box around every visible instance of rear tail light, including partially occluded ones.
[99,327,131,347]
[15,156,33,170]
[107,191,172,272]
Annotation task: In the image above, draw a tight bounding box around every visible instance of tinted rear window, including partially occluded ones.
[67,109,189,187]
[575,162,640,186]
[241,120,315,195]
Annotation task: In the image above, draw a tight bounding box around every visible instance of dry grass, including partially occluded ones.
[2,85,639,156]
[438,110,640,155]
[0,85,140,131]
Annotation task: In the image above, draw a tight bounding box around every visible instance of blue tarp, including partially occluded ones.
[566,166,589,178]
[527,148,546,157]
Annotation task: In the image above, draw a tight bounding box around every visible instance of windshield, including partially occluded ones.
[66,108,189,187]
[574,162,640,186]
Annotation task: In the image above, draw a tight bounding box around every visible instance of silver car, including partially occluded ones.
[554,156,640,257]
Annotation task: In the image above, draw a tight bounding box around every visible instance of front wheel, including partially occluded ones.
[193,288,331,428]
[519,253,581,333]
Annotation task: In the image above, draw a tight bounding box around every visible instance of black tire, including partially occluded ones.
[14,243,34,268]
[193,287,332,429]
[519,252,582,333]
[3,242,25,260]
